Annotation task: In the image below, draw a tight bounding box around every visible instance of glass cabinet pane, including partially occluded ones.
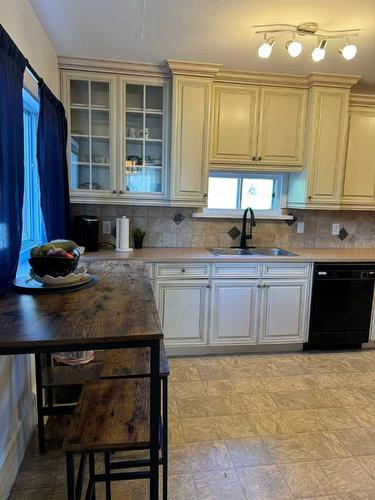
[71,136,90,163]
[126,84,143,109]
[91,110,109,136]
[70,80,89,106]
[92,166,110,190]
[145,142,162,166]
[71,163,90,190]
[126,112,143,138]
[146,114,162,140]
[71,109,89,135]
[146,86,163,110]
[91,138,109,164]
[124,167,162,193]
[126,140,143,165]
[91,81,109,108]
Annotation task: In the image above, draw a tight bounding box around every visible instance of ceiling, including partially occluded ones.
[30,0,375,89]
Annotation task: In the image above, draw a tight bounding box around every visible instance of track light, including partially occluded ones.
[286,35,302,57]
[258,35,275,59]
[312,39,327,62]
[340,42,357,60]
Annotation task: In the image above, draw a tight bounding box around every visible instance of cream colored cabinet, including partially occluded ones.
[170,76,211,205]
[155,279,210,347]
[210,84,259,164]
[258,279,310,344]
[210,84,307,170]
[257,87,307,166]
[288,87,350,209]
[209,280,259,345]
[341,107,375,209]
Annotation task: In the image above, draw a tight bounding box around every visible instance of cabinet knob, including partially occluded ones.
[119,190,124,195]
[203,193,208,198]
[206,284,211,289]
[252,156,256,161]
[112,190,117,194]
[258,156,262,161]
[308,195,312,200]
[181,268,186,273]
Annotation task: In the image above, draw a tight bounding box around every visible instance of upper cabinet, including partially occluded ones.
[64,73,117,196]
[288,87,350,209]
[341,105,375,209]
[210,83,307,171]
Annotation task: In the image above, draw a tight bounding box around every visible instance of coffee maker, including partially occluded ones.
[73,215,99,252]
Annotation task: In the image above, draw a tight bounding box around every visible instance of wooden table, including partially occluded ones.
[0,260,163,499]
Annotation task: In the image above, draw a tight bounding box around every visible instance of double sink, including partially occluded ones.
[209,247,297,257]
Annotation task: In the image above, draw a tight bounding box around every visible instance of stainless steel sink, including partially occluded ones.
[209,247,297,257]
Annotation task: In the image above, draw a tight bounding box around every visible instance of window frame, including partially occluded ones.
[203,171,287,219]
[19,89,44,263]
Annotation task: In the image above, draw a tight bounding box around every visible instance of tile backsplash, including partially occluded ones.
[71,204,375,249]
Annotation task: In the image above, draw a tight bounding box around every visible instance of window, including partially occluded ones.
[18,89,45,266]
[206,171,286,218]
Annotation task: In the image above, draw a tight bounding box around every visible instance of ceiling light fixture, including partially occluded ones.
[340,41,358,60]
[253,22,360,63]
[257,35,275,59]
[312,39,327,62]
[286,34,303,57]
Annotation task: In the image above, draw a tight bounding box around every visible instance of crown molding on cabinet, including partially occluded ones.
[166,59,222,78]
[350,93,375,107]
[58,56,170,78]
[305,73,361,89]
[215,69,307,88]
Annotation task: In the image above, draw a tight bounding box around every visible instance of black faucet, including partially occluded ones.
[239,207,256,249]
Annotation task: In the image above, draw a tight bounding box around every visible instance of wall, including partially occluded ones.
[72,204,375,249]
[0,1,58,498]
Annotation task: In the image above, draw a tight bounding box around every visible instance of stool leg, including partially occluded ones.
[35,353,46,454]
[88,453,96,500]
[162,377,168,500]
[104,451,112,500]
[150,342,160,499]
[66,452,75,500]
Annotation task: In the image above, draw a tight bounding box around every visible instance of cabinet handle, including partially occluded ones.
[308,195,312,200]
[181,268,186,273]
[252,156,256,161]
[206,284,211,289]
[257,284,261,288]
[203,193,208,198]
[119,190,124,195]
[258,156,262,161]
[112,190,117,194]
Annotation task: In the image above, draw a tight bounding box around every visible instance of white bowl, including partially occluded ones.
[30,266,89,286]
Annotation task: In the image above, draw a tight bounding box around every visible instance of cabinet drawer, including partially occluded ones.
[212,262,260,278]
[155,263,210,279]
[262,263,311,278]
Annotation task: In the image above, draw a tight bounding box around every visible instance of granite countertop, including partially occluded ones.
[83,247,375,263]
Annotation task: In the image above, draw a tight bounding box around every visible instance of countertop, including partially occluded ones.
[0,260,162,354]
[83,247,375,263]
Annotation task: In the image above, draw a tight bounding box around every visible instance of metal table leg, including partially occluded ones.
[162,376,168,500]
[35,353,46,453]
[150,340,160,499]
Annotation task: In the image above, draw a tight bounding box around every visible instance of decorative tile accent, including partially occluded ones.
[338,227,349,241]
[171,211,185,225]
[227,226,241,240]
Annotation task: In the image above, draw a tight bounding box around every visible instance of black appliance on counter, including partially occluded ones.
[73,215,99,252]
[306,263,375,349]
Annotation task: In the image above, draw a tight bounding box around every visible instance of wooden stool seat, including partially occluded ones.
[64,378,150,453]
[100,341,169,379]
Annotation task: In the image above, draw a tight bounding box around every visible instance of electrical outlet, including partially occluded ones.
[103,220,112,234]
[296,222,304,234]
[332,223,340,236]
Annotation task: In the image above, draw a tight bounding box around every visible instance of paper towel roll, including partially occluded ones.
[115,216,133,252]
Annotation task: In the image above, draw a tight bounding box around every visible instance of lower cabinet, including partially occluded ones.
[155,279,209,346]
[209,280,258,345]
[258,279,310,344]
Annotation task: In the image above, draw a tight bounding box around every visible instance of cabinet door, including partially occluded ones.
[170,76,211,204]
[341,108,375,207]
[63,72,117,198]
[307,88,349,205]
[210,84,259,165]
[155,280,209,346]
[257,88,307,167]
[259,280,310,344]
[209,280,259,345]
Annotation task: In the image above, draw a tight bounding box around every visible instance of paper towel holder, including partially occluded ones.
[115,216,134,252]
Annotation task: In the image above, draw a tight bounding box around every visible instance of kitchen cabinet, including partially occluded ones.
[258,279,310,344]
[155,279,210,346]
[210,84,307,170]
[209,280,258,345]
[341,107,375,209]
[169,76,211,205]
[288,87,350,209]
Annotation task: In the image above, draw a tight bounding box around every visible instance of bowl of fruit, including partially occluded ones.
[29,240,80,278]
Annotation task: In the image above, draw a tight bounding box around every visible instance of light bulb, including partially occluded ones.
[312,39,327,62]
[286,40,303,57]
[257,37,275,59]
[340,43,357,60]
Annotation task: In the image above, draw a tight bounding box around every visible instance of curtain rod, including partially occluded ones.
[26,60,42,84]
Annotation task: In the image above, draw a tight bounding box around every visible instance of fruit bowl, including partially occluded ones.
[29,255,79,278]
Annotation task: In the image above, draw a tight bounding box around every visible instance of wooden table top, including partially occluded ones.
[0,261,163,354]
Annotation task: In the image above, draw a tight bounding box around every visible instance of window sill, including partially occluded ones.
[192,211,294,221]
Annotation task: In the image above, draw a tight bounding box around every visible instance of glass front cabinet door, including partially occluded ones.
[120,79,169,201]
[64,73,116,200]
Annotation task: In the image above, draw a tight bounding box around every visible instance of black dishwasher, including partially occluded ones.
[306,263,375,349]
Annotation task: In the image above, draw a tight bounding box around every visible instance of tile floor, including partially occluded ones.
[9,349,375,499]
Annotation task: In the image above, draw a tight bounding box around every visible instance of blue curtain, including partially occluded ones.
[37,82,71,240]
[0,26,27,292]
